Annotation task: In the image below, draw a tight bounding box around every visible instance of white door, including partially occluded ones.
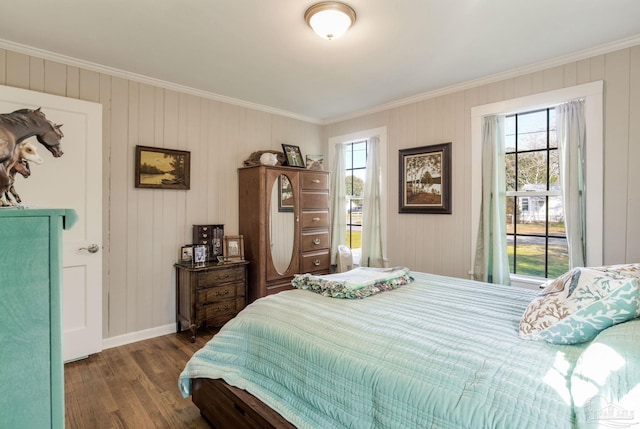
[0,85,103,362]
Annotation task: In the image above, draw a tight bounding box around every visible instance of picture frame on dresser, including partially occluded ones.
[180,245,194,263]
[194,245,207,266]
[224,235,245,261]
[282,144,305,168]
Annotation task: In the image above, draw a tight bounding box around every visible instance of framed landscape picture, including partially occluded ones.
[399,142,451,214]
[135,145,191,190]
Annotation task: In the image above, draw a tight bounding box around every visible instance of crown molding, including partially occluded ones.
[322,34,640,124]
[0,38,322,125]
[2,34,639,127]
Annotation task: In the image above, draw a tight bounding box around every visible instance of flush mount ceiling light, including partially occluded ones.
[305,2,356,41]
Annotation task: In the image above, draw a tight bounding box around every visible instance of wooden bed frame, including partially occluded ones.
[192,378,296,429]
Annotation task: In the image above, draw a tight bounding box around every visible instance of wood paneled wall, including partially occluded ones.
[0,49,322,339]
[2,43,638,340]
[324,44,640,279]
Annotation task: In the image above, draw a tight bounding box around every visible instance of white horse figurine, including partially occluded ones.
[2,140,44,206]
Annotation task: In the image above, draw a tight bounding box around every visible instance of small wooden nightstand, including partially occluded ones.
[175,260,249,342]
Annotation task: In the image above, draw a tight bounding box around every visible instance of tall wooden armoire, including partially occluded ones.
[239,165,331,302]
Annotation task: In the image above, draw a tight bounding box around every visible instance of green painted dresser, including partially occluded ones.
[0,208,77,429]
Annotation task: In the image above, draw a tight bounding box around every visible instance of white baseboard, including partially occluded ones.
[102,323,176,350]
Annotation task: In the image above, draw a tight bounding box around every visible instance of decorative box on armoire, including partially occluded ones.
[239,165,331,302]
[0,208,77,429]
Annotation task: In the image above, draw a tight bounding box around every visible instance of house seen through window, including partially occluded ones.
[505,108,569,278]
[345,140,367,262]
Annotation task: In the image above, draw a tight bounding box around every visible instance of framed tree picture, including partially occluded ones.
[399,143,452,214]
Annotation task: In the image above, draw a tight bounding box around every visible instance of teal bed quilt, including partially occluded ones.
[179,271,640,429]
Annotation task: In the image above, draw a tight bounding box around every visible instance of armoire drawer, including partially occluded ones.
[301,210,329,228]
[301,172,329,190]
[300,191,329,209]
[301,250,330,273]
[301,230,330,252]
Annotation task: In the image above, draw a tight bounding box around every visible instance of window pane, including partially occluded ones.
[549,109,557,148]
[352,141,367,169]
[547,237,569,278]
[345,147,353,169]
[505,115,516,152]
[507,235,515,273]
[549,149,560,189]
[505,153,516,191]
[514,236,546,277]
[516,196,546,235]
[506,196,515,234]
[517,151,548,190]
[517,110,548,151]
[346,173,355,195]
[348,198,363,226]
[548,195,565,237]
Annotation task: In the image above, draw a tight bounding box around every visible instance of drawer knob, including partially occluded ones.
[312,217,320,222]
[214,274,230,280]
[312,238,321,245]
[215,289,230,296]
[214,304,230,312]
[312,179,320,184]
[313,259,321,266]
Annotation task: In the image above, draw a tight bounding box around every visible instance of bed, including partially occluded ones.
[179,269,640,428]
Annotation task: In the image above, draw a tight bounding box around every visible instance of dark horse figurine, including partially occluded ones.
[0,108,63,206]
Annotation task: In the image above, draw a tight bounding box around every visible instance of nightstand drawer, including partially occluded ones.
[196,298,245,323]
[302,230,329,252]
[197,266,245,288]
[197,283,244,305]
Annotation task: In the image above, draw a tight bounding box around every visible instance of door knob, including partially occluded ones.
[80,244,100,254]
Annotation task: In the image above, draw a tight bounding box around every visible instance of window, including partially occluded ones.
[471,81,603,288]
[329,126,388,269]
[505,108,568,278]
[345,140,367,256]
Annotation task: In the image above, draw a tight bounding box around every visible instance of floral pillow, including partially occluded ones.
[592,262,640,281]
[519,267,640,344]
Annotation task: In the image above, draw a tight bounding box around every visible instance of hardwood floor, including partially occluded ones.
[64,328,217,429]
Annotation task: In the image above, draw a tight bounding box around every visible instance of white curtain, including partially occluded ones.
[330,143,346,266]
[557,99,587,268]
[473,115,511,285]
[361,136,384,267]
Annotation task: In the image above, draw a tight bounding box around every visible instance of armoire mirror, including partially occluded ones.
[269,174,295,274]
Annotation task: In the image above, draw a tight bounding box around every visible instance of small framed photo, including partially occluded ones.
[281,144,305,168]
[224,235,245,261]
[194,245,207,266]
[135,145,191,190]
[399,142,452,214]
[306,154,324,170]
[180,245,194,263]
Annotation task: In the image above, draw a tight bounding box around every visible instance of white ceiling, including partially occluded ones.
[1,0,639,123]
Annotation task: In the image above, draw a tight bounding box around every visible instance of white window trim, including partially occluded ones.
[470,81,604,285]
[328,127,388,265]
